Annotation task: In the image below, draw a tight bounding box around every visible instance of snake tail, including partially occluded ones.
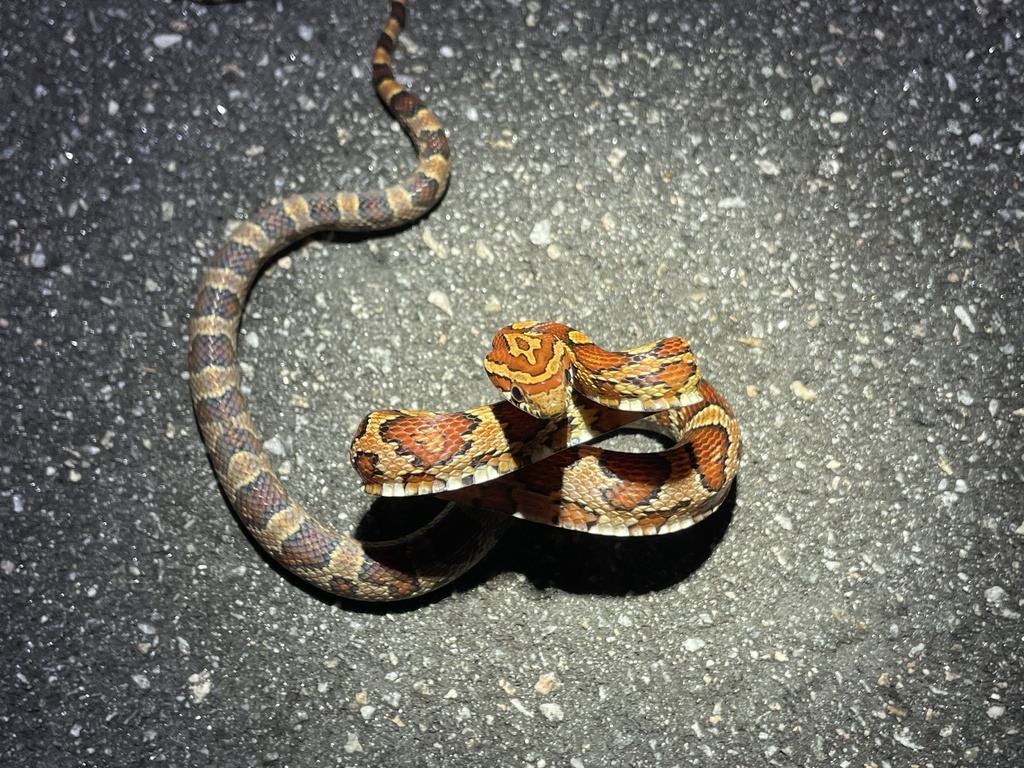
[188,0,481,601]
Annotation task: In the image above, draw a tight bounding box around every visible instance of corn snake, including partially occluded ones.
[188,0,740,601]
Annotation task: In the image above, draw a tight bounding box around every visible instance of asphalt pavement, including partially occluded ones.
[2,0,1022,765]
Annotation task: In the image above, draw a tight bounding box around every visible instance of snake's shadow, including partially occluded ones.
[482,483,737,597]
[349,482,737,606]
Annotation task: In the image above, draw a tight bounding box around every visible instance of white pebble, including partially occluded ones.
[344,733,363,754]
[539,702,564,721]
[153,33,182,50]
[773,514,793,531]
[607,147,627,168]
[132,673,151,690]
[953,304,975,332]
[984,586,1006,605]
[30,244,47,268]
[790,380,818,402]
[263,436,286,457]
[188,671,212,703]
[529,219,552,246]
[718,196,747,209]
[427,289,452,317]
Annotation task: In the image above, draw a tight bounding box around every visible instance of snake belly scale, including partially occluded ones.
[188,1,741,601]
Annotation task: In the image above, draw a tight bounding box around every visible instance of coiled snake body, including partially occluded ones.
[188,0,740,601]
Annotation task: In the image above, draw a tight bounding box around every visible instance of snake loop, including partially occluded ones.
[352,321,740,537]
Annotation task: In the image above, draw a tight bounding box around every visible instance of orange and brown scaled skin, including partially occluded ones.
[189,1,741,602]
[353,325,741,537]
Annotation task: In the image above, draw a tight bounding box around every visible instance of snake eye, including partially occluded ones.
[509,386,525,404]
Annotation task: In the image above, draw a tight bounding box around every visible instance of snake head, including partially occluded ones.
[484,324,573,420]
